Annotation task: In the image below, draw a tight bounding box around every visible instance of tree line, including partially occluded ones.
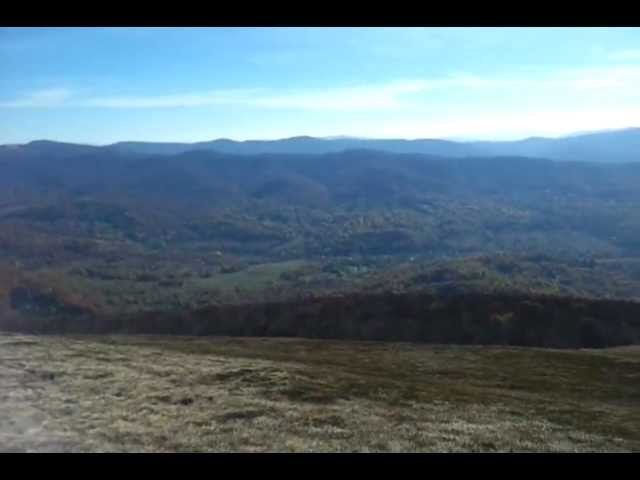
[2,287,639,349]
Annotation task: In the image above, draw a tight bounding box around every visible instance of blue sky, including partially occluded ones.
[1,27,640,144]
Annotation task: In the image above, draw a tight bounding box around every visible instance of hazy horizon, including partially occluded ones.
[7,126,640,148]
[2,27,640,144]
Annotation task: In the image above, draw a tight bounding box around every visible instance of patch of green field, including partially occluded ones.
[23,260,318,315]
[189,259,313,293]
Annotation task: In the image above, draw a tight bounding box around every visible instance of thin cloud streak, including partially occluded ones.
[609,49,640,61]
[2,65,640,111]
[0,81,433,111]
[0,88,72,108]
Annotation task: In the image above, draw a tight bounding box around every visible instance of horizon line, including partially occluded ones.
[5,126,640,148]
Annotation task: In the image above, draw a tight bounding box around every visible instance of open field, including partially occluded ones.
[1,333,639,452]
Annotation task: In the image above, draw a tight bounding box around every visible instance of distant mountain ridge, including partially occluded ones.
[109,128,640,163]
[3,127,640,163]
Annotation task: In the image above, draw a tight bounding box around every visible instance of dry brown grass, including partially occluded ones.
[0,333,638,452]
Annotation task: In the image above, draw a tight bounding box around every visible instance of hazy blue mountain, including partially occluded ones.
[5,127,640,164]
[471,128,640,163]
[3,145,640,217]
[0,140,103,163]
[109,136,474,157]
[103,128,640,163]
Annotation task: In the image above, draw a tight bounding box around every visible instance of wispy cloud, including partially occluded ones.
[82,89,266,109]
[0,81,432,111]
[0,88,72,108]
[3,64,640,112]
[250,81,431,111]
[368,107,640,141]
[559,65,640,90]
[80,82,431,111]
[609,49,640,61]
[441,65,640,91]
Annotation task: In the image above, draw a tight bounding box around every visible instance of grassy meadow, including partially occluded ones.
[1,333,638,452]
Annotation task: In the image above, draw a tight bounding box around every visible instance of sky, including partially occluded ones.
[1,27,640,145]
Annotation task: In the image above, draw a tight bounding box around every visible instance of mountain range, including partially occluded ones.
[4,127,640,327]
[2,136,640,265]
[2,127,640,163]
